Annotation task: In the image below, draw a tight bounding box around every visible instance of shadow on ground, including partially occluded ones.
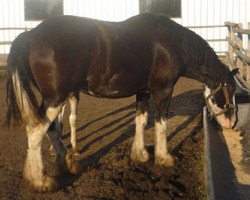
[58,89,204,188]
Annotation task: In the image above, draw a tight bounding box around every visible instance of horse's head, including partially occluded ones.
[204,68,238,129]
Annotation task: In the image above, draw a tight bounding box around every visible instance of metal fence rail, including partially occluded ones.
[187,25,228,54]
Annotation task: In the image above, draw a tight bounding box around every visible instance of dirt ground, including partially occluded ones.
[0,72,206,200]
[221,128,250,200]
[0,55,7,68]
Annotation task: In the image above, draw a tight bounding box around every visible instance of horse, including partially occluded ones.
[5,13,238,192]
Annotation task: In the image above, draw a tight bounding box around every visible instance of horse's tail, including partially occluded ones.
[5,31,39,128]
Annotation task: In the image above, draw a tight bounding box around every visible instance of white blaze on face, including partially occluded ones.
[204,85,233,129]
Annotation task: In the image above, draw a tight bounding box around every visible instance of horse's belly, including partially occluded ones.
[85,73,146,98]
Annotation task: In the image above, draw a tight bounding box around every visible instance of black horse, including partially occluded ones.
[6,13,237,192]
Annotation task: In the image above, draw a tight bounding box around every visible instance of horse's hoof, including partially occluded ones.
[56,158,68,175]
[130,147,149,163]
[71,148,80,157]
[66,153,83,175]
[155,154,175,167]
[28,176,58,193]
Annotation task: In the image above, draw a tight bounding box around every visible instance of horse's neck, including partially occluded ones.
[176,30,228,89]
[184,63,226,89]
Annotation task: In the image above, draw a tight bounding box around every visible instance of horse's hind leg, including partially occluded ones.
[68,93,80,156]
[152,87,175,167]
[49,104,66,155]
[131,92,150,163]
[49,94,80,156]
[24,105,62,192]
[47,115,82,175]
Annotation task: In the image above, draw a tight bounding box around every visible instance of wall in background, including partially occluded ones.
[0,0,139,54]
[0,0,249,54]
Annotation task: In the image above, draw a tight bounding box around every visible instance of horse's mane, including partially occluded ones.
[156,14,230,88]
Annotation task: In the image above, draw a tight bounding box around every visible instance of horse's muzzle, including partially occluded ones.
[216,113,236,129]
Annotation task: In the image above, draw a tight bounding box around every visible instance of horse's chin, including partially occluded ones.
[216,114,236,129]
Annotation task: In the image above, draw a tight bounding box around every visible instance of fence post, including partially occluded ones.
[237,23,244,79]
[247,22,250,84]
[228,24,234,62]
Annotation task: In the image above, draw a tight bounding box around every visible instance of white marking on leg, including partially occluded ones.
[24,105,62,191]
[69,96,78,150]
[25,124,47,185]
[131,112,149,162]
[46,105,63,122]
[155,119,174,167]
[155,119,167,157]
[134,112,148,150]
[58,104,66,124]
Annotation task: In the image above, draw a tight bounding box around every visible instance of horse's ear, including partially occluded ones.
[201,65,209,74]
[230,68,239,76]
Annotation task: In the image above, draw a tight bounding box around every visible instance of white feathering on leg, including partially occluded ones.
[131,112,149,162]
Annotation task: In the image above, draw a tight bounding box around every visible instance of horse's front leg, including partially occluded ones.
[152,87,175,167]
[131,92,150,163]
[24,105,62,192]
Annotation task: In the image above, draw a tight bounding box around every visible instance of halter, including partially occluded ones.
[205,83,236,118]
